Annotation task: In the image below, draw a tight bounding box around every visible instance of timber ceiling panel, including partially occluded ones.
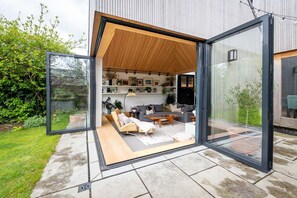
[98,22,197,75]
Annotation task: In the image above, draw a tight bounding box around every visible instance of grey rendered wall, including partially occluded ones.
[89,0,297,53]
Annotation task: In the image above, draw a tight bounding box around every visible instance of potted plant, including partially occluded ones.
[145,87,152,93]
[166,76,175,86]
[166,93,176,104]
[104,71,118,85]
[114,100,123,110]
[102,97,115,114]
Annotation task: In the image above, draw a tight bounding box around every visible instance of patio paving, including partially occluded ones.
[31,131,297,198]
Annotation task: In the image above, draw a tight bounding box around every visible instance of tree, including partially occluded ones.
[0,4,85,123]
[226,72,262,127]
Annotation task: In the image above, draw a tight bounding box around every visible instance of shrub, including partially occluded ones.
[0,4,85,123]
[24,116,46,129]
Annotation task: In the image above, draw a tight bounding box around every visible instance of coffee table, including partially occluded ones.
[147,114,178,128]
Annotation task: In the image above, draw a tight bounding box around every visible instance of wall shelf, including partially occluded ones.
[102,93,165,95]
[102,85,175,88]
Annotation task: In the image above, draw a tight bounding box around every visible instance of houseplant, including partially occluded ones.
[166,76,175,86]
[166,93,176,104]
[102,97,115,114]
[114,100,123,110]
[104,71,118,85]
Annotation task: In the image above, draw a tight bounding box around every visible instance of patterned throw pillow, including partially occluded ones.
[146,109,154,115]
[170,104,182,112]
[118,113,125,126]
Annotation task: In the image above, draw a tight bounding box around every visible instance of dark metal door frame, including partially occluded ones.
[198,14,274,172]
[46,52,96,135]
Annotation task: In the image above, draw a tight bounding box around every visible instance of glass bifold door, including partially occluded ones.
[198,14,273,172]
[46,14,273,172]
[46,53,95,134]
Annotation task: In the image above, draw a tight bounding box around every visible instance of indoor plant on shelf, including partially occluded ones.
[114,100,123,110]
[102,97,115,114]
[166,76,175,86]
[104,71,118,85]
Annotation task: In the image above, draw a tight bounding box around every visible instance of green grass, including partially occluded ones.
[0,114,69,197]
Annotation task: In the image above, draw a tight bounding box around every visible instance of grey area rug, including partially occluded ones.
[112,121,185,152]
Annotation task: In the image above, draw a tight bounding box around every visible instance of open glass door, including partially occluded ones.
[199,14,273,172]
[46,53,95,135]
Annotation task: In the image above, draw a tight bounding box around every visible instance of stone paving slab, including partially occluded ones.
[170,153,216,175]
[199,149,268,183]
[256,171,297,198]
[274,142,297,160]
[189,145,208,152]
[191,166,268,198]
[136,161,212,198]
[102,164,133,178]
[92,171,147,198]
[273,155,297,179]
[41,186,89,198]
[132,156,167,169]
[164,148,192,159]
[90,161,101,181]
[88,142,99,163]
[31,132,88,197]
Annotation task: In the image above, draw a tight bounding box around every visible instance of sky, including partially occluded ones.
[0,0,89,55]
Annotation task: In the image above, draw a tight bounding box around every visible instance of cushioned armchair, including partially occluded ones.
[111,109,138,134]
[111,109,155,134]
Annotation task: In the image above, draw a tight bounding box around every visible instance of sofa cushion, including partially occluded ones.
[182,104,195,112]
[118,113,125,126]
[147,105,155,112]
[163,105,172,112]
[170,104,182,112]
[152,104,163,112]
[137,105,147,112]
[123,115,131,125]
[146,109,154,115]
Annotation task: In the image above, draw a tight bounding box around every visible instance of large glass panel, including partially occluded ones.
[281,56,297,119]
[49,54,90,131]
[207,23,263,163]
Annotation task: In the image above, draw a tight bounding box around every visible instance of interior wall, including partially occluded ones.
[102,71,173,113]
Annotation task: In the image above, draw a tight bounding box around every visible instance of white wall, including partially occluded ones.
[102,71,172,113]
[95,58,103,127]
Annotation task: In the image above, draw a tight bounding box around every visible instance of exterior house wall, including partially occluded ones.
[89,0,297,53]
[274,50,297,129]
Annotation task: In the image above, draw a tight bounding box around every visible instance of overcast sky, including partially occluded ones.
[0,0,89,55]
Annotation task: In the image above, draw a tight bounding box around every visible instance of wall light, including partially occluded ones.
[228,49,238,62]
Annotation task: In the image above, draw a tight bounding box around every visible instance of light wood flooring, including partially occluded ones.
[96,116,194,165]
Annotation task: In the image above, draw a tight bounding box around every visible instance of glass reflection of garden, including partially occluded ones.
[207,25,263,163]
[50,55,90,131]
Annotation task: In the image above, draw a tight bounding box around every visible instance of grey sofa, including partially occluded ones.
[136,103,195,123]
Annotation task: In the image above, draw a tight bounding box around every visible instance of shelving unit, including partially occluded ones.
[102,93,164,95]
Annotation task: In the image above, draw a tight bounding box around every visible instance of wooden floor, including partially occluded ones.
[96,116,194,165]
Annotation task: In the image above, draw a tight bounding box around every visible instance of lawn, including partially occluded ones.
[0,114,69,197]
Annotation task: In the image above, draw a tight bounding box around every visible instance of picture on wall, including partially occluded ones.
[122,79,129,85]
[137,79,143,86]
[143,77,153,86]
[153,80,160,86]
[129,77,138,86]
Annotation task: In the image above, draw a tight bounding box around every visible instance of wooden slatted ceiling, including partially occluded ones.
[97,22,197,75]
